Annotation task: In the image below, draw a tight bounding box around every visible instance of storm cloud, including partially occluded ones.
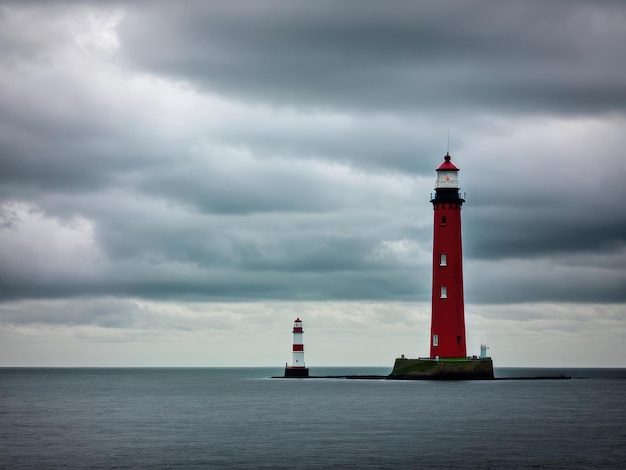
[0,0,624,366]
[119,0,626,115]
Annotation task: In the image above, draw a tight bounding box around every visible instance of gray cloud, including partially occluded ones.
[118,0,626,115]
[0,0,625,313]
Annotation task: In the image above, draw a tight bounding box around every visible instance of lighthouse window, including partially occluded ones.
[433,334,439,347]
[440,216,447,225]
[440,286,447,298]
[440,254,447,266]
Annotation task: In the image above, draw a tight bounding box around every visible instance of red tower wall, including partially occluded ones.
[430,200,467,358]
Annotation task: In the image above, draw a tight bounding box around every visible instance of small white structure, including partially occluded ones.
[284,317,309,377]
[480,343,489,359]
[291,317,305,368]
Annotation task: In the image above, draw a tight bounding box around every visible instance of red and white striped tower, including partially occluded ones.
[284,317,309,377]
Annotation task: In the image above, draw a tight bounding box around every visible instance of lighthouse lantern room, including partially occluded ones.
[430,153,467,359]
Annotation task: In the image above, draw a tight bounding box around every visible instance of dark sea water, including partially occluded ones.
[1,367,625,469]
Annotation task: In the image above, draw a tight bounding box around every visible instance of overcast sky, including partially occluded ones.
[1,0,625,367]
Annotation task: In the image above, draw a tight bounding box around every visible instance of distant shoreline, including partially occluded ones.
[271,375,573,380]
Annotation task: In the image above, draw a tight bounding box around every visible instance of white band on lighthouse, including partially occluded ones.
[436,171,459,189]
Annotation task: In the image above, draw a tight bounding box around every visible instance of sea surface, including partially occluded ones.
[1,367,625,469]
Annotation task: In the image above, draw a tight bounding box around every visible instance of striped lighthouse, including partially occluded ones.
[284,317,309,377]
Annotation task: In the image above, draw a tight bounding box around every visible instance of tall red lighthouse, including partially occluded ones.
[389,152,492,379]
[430,153,467,359]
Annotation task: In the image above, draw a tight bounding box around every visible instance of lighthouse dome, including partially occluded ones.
[436,153,459,171]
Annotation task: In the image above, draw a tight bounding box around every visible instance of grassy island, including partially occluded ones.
[388,357,494,380]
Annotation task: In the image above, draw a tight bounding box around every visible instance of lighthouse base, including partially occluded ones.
[284,367,309,378]
[388,357,494,380]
